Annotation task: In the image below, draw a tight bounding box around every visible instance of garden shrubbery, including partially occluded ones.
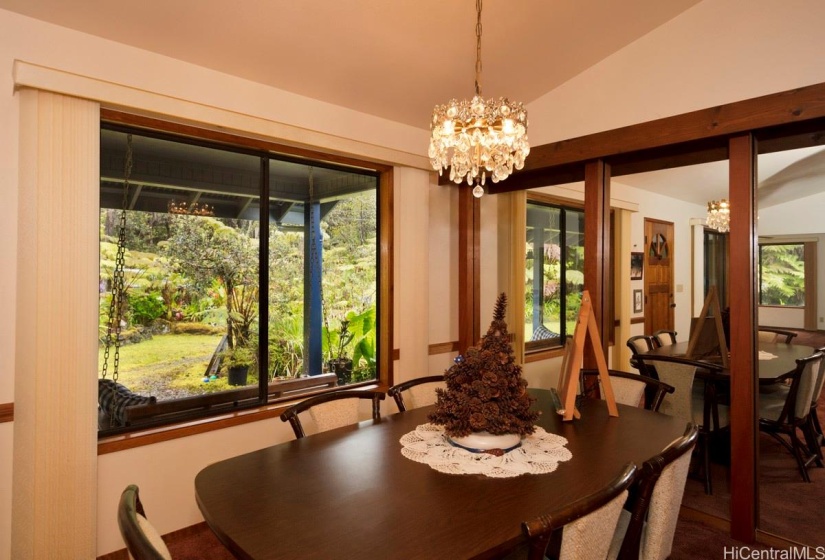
[172,322,225,335]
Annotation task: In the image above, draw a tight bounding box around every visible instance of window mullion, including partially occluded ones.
[260,157,270,403]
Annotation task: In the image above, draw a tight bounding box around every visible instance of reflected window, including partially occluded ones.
[758,243,805,307]
[525,201,584,351]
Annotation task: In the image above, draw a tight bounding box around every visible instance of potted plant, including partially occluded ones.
[324,319,354,385]
[222,345,255,386]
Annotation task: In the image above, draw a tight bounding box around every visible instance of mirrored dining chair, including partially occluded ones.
[635,355,727,495]
[118,485,172,560]
[808,346,825,456]
[280,390,385,439]
[652,330,678,348]
[387,375,445,412]
[608,423,698,560]
[519,463,637,560]
[758,351,825,481]
[581,369,674,412]
[757,327,798,344]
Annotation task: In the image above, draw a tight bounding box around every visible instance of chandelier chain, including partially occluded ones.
[428,0,530,196]
[475,0,483,96]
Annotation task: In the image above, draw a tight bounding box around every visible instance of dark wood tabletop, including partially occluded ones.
[643,341,816,384]
[195,389,686,560]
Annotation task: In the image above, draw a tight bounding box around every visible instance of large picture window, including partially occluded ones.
[524,200,585,351]
[758,243,805,307]
[98,124,382,433]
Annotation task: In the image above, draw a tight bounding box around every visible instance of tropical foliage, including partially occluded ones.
[759,243,805,306]
[98,189,378,401]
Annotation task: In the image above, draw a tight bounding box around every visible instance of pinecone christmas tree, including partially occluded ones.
[429,293,539,438]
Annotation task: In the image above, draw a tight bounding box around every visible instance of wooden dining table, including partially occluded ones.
[642,341,816,384]
[195,389,686,560]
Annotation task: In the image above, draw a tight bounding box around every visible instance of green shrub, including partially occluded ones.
[171,322,224,335]
[128,292,165,326]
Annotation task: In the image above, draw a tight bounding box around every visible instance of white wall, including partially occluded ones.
[527,0,825,145]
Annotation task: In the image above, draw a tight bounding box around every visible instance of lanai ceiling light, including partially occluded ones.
[706,199,730,232]
[428,0,530,198]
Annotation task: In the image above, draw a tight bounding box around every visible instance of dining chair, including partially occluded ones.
[626,335,659,382]
[279,390,385,439]
[808,346,825,455]
[580,369,674,412]
[652,329,678,348]
[387,375,445,412]
[520,463,637,560]
[757,327,798,344]
[117,485,172,560]
[634,355,727,495]
[608,423,698,560]
[759,351,824,481]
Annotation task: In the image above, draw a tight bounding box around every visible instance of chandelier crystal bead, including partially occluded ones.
[428,0,529,197]
[706,199,730,233]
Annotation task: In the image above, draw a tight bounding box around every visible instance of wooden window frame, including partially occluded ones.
[98,110,394,441]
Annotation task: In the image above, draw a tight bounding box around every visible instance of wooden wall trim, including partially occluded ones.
[429,341,459,355]
[519,82,825,175]
[630,317,645,325]
[728,133,758,543]
[583,160,611,374]
[458,184,481,352]
[0,403,13,423]
[101,109,394,174]
[804,242,817,330]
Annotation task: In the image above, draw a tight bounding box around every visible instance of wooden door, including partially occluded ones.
[644,219,674,335]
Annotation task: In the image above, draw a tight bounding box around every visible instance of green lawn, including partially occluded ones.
[98,333,235,399]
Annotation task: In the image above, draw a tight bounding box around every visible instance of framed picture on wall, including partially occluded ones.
[633,289,643,313]
[630,252,644,280]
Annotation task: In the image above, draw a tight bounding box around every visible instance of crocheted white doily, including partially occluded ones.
[400,423,573,478]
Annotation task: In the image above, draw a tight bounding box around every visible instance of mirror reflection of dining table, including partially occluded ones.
[195,389,686,560]
[642,341,816,384]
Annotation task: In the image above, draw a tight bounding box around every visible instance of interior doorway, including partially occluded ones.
[644,218,675,335]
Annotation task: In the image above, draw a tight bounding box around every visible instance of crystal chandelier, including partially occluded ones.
[428,0,530,198]
[706,199,730,232]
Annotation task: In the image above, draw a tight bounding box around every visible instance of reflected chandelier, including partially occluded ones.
[706,199,730,232]
[428,0,530,198]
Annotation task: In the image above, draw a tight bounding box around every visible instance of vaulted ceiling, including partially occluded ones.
[0,0,701,128]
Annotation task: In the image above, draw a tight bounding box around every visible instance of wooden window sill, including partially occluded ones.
[98,383,387,455]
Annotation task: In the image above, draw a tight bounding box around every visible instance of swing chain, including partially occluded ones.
[101,134,133,424]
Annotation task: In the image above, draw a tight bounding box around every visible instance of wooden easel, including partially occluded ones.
[686,286,729,367]
[556,290,619,421]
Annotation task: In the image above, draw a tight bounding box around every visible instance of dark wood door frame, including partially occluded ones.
[728,133,759,539]
[453,80,825,544]
[583,160,611,375]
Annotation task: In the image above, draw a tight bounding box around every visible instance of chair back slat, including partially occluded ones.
[652,330,678,348]
[793,354,823,420]
[387,375,445,412]
[581,369,674,412]
[812,347,825,406]
[280,390,385,439]
[613,424,698,560]
[117,485,172,560]
[639,359,696,424]
[522,463,636,560]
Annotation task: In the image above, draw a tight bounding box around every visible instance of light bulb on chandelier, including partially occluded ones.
[428,0,529,198]
[706,199,730,233]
